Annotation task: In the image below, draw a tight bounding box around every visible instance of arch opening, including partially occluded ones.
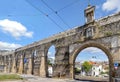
[47,45,56,77]
[71,42,113,82]
[74,47,109,81]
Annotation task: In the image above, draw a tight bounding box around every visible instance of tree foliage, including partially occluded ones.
[82,61,92,74]
[75,67,81,74]
[48,60,52,65]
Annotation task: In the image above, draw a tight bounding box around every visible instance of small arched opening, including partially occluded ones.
[47,45,56,77]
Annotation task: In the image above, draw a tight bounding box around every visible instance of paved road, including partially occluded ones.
[20,74,92,82]
[0,74,106,82]
[22,74,108,82]
[75,75,108,82]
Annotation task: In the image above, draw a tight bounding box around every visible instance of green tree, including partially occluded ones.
[48,60,52,65]
[75,67,81,74]
[82,61,92,75]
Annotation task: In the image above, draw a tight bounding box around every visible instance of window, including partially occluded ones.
[87,14,92,23]
[86,27,93,38]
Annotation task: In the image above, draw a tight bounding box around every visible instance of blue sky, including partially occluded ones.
[75,47,108,62]
[0,0,120,51]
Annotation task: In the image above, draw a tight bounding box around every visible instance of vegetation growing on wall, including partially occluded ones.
[104,31,112,36]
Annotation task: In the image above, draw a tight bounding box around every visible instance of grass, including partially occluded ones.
[0,74,23,81]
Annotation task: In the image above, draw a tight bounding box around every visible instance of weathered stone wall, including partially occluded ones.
[33,49,41,76]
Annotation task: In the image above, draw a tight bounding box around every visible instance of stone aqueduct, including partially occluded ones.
[0,5,120,81]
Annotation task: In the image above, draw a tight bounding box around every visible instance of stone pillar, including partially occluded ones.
[4,56,7,73]
[18,54,23,74]
[40,51,46,77]
[53,46,69,78]
[69,64,74,79]
[0,56,1,64]
[113,48,120,78]
[11,56,16,73]
[119,48,120,63]
[27,55,32,74]
[1,56,4,65]
[8,55,11,73]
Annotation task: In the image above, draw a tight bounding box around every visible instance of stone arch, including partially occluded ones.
[45,44,56,77]
[70,41,114,81]
[47,45,56,58]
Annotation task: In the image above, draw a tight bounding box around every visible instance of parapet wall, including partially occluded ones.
[16,26,79,51]
[0,51,14,56]
[97,12,120,26]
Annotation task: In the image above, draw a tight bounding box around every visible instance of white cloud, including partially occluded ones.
[0,19,33,39]
[47,52,52,56]
[47,51,55,58]
[80,47,108,61]
[51,57,55,60]
[102,0,120,12]
[83,47,104,54]
[0,41,22,50]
